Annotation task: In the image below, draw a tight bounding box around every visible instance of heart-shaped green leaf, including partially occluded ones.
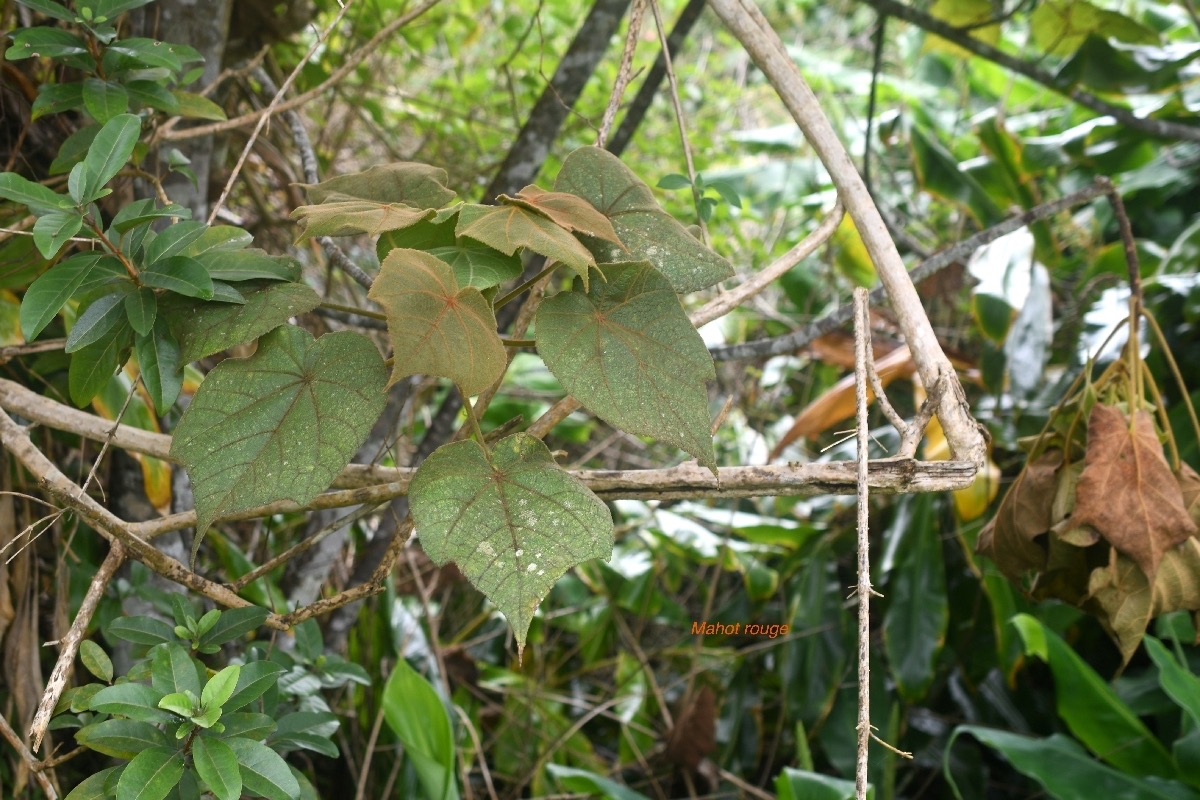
[536,261,716,470]
[456,203,595,289]
[426,242,523,290]
[368,248,506,395]
[554,146,733,293]
[410,433,613,651]
[165,281,321,363]
[171,326,386,539]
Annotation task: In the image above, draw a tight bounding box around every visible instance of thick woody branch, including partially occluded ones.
[706,0,987,467]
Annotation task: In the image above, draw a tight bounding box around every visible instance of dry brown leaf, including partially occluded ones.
[977,451,1061,580]
[1067,405,1197,581]
[665,685,717,771]
[1178,462,1200,526]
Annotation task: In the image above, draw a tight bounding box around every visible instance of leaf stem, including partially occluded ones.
[320,300,386,321]
[494,261,557,310]
[86,219,139,280]
[459,385,486,446]
[501,338,535,348]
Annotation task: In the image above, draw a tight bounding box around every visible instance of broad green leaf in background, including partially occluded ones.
[546,764,651,800]
[106,615,176,646]
[165,281,321,363]
[225,737,301,800]
[171,326,386,539]
[426,241,523,289]
[6,27,92,63]
[1030,0,1157,57]
[883,494,948,701]
[368,248,506,395]
[456,203,596,288]
[15,0,76,23]
[198,607,270,649]
[19,252,107,340]
[382,658,461,800]
[192,736,241,800]
[776,767,870,800]
[170,91,227,121]
[554,146,734,293]
[31,82,85,120]
[1143,636,1200,730]
[75,719,169,759]
[1011,614,1178,779]
[946,727,1199,800]
[409,432,614,650]
[536,261,716,470]
[114,746,184,800]
[79,640,113,683]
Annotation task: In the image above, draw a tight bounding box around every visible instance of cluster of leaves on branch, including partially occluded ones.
[53,603,359,800]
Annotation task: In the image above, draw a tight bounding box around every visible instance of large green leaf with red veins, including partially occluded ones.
[368,248,506,395]
[455,203,596,289]
[410,433,613,653]
[554,146,734,293]
[503,184,624,246]
[536,261,717,470]
[171,326,386,547]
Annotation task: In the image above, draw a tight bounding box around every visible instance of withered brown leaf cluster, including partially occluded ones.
[979,403,1200,661]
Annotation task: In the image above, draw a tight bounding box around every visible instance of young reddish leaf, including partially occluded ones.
[290,196,434,241]
[1067,405,1197,580]
[536,261,717,470]
[504,184,622,245]
[554,146,733,293]
[455,203,596,289]
[409,433,614,653]
[171,326,386,541]
[368,248,506,396]
[299,162,456,208]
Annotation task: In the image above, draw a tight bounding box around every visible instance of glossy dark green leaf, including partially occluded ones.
[68,322,130,406]
[224,737,300,800]
[15,0,75,22]
[0,172,74,213]
[31,82,85,119]
[50,123,101,175]
[31,209,83,258]
[125,287,156,335]
[144,221,208,265]
[1012,614,1178,778]
[115,746,184,800]
[165,281,320,363]
[213,712,276,740]
[554,147,734,293]
[170,91,227,121]
[140,256,213,299]
[193,736,241,800]
[946,727,1197,800]
[107,615,177,646]
[536,261,716,469]
[135,319,182,414]
[368,248,506,395]
[410,433,613,649]
[125,80,179,114]
[1143,636,1200,730]
[1058,37,1200,93]
[89,683,173,724]
[79,639,113,683]
[110,198,191,233]
[198,607,269,648]
[6,27,91,62]
[82,113,141,196]
[195,249,300,283]
[382,658,461,800]
[546,765,651,800]
[151,643,202,697]
[66,291,128,352]
[171,326,386,538]
[883,494,948,701]
[222,662,286,714]
[776,767,866,800]
[63,766,121,800]
[76,719,169,759]
[82,77,129,122]
[106,37,187,71]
